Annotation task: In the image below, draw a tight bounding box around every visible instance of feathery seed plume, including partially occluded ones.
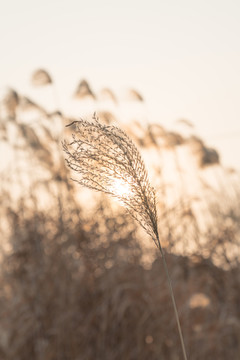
[63,115,158,244]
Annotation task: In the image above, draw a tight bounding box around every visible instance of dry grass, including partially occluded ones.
[1,198,240,360]
[0,84,240,359]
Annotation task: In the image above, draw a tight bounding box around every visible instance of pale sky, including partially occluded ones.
[1,0,240,168]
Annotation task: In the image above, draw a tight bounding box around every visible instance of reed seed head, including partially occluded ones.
[63,115,159,244]
[31,69,52,86]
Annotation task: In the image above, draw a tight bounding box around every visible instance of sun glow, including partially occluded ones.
[111,178,132,198]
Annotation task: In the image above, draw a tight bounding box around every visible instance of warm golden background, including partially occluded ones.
[0,1,240,359]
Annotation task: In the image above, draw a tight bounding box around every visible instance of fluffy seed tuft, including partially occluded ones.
[62,115,159,243]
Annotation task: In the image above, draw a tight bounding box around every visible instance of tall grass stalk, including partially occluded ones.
[63,115,188,360]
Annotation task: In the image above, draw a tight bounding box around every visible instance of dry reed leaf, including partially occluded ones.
[176,119,194,128]
[126,89,144,102]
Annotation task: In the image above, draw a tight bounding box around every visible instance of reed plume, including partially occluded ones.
[63,114,188,360]
[31,69,52,86]
[74,79,95,100]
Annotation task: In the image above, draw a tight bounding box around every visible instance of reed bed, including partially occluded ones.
[0,81,240,359]
[1,195,240,360]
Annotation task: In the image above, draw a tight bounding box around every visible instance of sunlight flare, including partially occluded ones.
[110,178,132,198]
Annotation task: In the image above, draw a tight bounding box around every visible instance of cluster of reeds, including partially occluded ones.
[1,192,240,360]
[0,73,240,359]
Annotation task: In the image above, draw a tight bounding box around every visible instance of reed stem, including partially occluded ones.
[156,235,188,360]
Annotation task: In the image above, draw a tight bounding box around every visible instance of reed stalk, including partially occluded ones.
[63,114,188,360]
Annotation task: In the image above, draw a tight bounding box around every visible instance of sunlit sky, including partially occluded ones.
[1,0,240,168]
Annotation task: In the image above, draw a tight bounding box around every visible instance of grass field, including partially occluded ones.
[0,78,239,359]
